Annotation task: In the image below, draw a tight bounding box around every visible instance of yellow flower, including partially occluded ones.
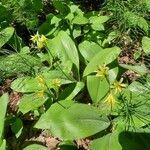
[36,90,44,98]
[30,34,39,43]
[30,33,47,49]
[52,79,61,87]
[37,42,45,49]
[105,93,116,108]
[95,64,109,78]
[37,35,47,49]
[111,78,126,94]
[36,75,45,87]
[40,35,48,43]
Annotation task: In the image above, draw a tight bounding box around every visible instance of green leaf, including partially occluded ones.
[119,131,150,150]
[83,47,121,76]
[72,15,88,25]
[11,77,41,93]
[142,36,150,54]
[145,0,150,10]
[0,53,42,78]
[108,67,119,84]
[72,27,81,38]
[124,11,148,32]
[59,140,77,150]
[91,132,122,150]
[19,93,48,114]
[120,64,148,75]
[0,4,8,22]
[0,139,6,150]
[58,31,79,71]
[11,70,74,93]
[58,82,84,101]
[87,76,109,103]
[0,93,8,139]
[79,41,103,61]
[89,16,109,31]
[102,31,120,46]
[23,144,47,150]
[11,118,23,138]
[35,102,109,140]
[0,27,14,48]
[52,1,70,16]
[20,46,30,54]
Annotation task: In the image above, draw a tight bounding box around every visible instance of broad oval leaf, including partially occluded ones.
[79,41,102,61]
[11,70,74,93]
[58,31,79,71]
[35,101,109,140]
[72,15,88,25]
[89,16,109,31]
[19,93,48,114]
[11,77,41,93]
[83,47,121,76]
[0,27,14,48]
[87,76,109,103]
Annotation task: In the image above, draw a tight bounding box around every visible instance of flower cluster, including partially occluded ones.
[95,64,109,78]
[30,33,47,49]
[105,93,116,109]
[52,79,61,88]
[36,75,45,88]
[95,64,127,109]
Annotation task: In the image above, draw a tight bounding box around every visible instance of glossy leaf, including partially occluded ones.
[79,41,102,61]
[89,16,109,31]
[11,77,41,93]
[11,70,74,93]
[0,27,14,48]
[72,15,88,25]
[19,93,48,114]
[35,101,109,140]
[108,67,119,84]
[87,76,109,103]
[58,31,79,71]
[83,47,121,76]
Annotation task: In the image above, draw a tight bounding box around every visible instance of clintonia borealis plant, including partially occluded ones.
[0,1,149,149]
